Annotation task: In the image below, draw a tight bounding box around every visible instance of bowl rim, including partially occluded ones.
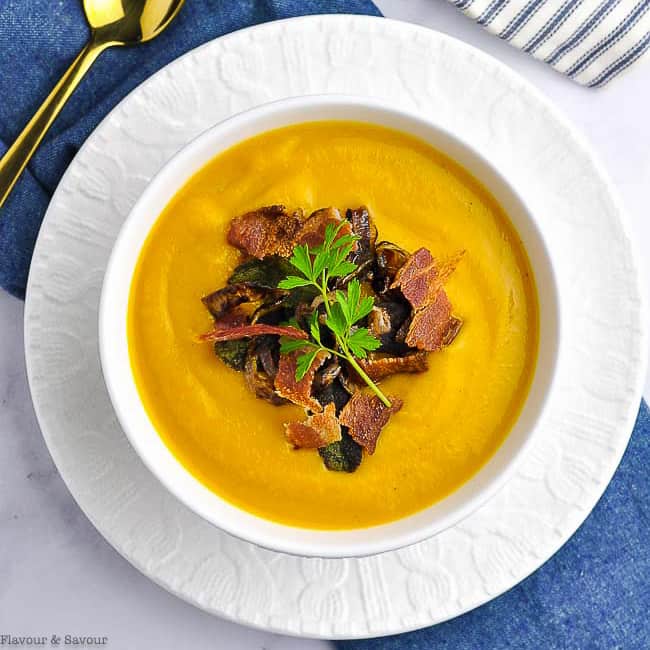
[99,93,562,558]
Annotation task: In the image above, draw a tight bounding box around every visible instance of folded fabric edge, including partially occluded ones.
[450,0,650,87]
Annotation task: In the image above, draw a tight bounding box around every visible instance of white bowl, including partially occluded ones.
[99,95,561,558]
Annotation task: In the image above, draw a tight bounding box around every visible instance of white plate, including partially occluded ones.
[24,15,647,639]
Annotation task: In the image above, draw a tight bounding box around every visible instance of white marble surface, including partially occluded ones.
[1,1,648,647]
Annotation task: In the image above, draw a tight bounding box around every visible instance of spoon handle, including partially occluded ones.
[0,40,109,209]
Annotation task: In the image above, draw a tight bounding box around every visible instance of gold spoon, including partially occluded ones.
[0,0,185,208]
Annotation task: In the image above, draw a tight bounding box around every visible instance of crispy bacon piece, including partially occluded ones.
[227,205,354,259]
[294,207,353,248]
[390,248,463,308]
[339,392,403,454]
[201,284,264,319]
[391,247,464,352]
[442,315,463,346]
[284,403,342,449]
[358,352,428,381]
[274,350,329,412]
[405,293,463,351]
[227,205,305,258]
[199,324,307,342]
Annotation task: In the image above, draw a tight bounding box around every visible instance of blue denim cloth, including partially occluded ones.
[0,0,381,298]
[338,400,650,649]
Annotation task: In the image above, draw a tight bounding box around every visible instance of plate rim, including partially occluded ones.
[24,14,648,639]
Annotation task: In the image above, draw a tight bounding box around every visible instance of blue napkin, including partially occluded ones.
[0,0,381,299]
[338,400,650,650]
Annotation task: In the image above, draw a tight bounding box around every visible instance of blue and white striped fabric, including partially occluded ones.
[451,0,650,86]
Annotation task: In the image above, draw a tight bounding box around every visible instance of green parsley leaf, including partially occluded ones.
[312,248,329,278]
[309,311,322,345]
[347,327,381,358]
[346,280,361,319]
[354,295,375,323]
[323,221,343,248]
[295,349,320,381]
[289,244,313,279]
[328,244,357,278]
[326,302,347,338]
[335,289,352,325]
[279,337,311,355]
[331,233,358,250]
[278,275,313,290]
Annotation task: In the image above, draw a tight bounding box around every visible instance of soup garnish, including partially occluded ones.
[200,204,462,472]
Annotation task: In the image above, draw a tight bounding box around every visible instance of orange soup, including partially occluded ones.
[128,121,538,529]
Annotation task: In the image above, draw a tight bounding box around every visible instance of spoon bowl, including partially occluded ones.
[85,0,185,45]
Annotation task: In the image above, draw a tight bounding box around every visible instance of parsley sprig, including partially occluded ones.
[278,222,391,407]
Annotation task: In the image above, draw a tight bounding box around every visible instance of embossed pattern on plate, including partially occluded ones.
[24,15,646,639]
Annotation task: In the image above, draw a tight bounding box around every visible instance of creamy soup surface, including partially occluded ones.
[128,121,538,529]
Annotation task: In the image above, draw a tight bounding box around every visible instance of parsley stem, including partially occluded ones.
[339,343,392,408]
[319,274,332,319]
[316,269,391,407]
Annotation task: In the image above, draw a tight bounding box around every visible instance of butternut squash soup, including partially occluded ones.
[128,121,538,529]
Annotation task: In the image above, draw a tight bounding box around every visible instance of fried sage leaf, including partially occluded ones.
[318,432,363,472]
[214,340,248,371]
[228,256,294,289]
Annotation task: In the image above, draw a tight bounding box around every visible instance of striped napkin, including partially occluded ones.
[452,0,650,86]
